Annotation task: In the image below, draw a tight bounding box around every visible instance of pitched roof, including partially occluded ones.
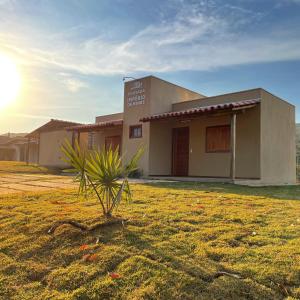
[66,119,123,132]
[140,99,260,122]
[26,119,81,138]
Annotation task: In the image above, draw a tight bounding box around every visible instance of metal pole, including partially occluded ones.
[230,113,237,181]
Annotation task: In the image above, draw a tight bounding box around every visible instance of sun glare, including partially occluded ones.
[0,53,21,109]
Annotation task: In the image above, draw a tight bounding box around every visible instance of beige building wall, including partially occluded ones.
[122,76,204,176]
[235,105,261,179]
[173,88,261,111]
[149,105,260,178]
[260,90,296,184]
[28,143,39,164]
[78,132,88,150]
[95,112,123,123]
[39,130,73,167]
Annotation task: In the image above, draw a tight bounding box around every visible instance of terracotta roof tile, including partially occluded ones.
[26,119,81,138]
[140,99,260,122]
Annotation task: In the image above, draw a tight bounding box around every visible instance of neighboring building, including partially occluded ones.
[0,134,38,163]
[29,76,296,185]
[26,119,81,168]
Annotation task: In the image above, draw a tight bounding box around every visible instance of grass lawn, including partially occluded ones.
[1,181,300,299]
[0,158,300,300]
[0,161,55,175]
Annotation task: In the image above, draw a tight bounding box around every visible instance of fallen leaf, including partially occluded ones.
[196,205,205,209]
[109,272,121,279]
[79,244,89,251]
[88,254,98,261]
[82,254,90,261]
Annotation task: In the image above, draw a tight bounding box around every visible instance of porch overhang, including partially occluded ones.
[66,119,123,132]
[139,99,260,122]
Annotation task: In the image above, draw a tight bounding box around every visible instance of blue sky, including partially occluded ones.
[1,0,300,133]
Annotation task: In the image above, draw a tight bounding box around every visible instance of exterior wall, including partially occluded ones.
[94,127,123,151]
[39,130,73,167]
[0,147,16,160]
[122,77,152,175]
[95,112,123,123]
[149,120,173,175]
[150,76,204,114]
[173,89,261,111]
[149,105,260,178]
[122,76,204,176]
[189,115,231,177]
[260,90,296,184]
[235,105,261,179]
[79,132,89,150]
[28,143,39,164]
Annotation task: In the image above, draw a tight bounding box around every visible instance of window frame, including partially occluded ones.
[205,125,231,153]
[129,124,142,139]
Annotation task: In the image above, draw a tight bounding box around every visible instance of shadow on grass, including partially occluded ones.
[142,181,300,201]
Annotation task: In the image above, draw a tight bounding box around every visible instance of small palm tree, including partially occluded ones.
[61,140,143,218]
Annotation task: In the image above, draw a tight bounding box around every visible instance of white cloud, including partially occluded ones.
[1,1,300,75]
[61,76,89,93]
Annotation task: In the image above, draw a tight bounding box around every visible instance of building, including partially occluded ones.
[0,134,38,163]
[29,76,296,185]
[26,119,81,168]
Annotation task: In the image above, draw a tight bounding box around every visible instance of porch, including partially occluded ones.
[66,119,123,153]
[141,99,261,182]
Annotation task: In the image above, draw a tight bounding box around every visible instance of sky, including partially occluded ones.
[0,0,300,134]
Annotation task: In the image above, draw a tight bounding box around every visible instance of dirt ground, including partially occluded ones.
[0,173,76,194]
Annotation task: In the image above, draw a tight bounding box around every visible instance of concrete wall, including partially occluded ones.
[260,90,296,184]
[39,130,73,167]
[95,112,123,123]
[122,77,152,175]
[28,143,39,164]
[235,105,261,179]
[0,147,16,160]
[149,120,173,175]
[149,105,260,178]
[122,76,204,176]
[173,89,261,111]
[78,132,88,150]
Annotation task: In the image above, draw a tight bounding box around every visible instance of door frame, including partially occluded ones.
[171,126,190,176]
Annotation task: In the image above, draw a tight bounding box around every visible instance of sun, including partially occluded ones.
[0,53,21,109]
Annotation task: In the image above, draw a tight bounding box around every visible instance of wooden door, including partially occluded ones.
[172,127,189,176]
[105,135,121,154]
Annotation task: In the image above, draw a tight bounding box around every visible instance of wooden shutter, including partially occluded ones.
[206,125,230,153]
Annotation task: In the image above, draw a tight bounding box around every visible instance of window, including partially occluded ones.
[88,132,95,150]
[129,125,142,139]
[206,125,230,153]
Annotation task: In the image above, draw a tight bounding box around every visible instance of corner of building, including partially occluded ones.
[260,89,296,185]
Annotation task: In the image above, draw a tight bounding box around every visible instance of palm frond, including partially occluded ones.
[60,140,143,217]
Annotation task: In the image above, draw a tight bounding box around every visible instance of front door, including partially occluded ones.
[105,135,121,154]
[172,127,189,176]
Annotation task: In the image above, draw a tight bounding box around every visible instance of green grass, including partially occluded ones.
[0,161,59,175]
[1,182,300,299]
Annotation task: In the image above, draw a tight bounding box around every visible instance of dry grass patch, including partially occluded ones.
[0,161,58,175]
[0,182,300,299]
